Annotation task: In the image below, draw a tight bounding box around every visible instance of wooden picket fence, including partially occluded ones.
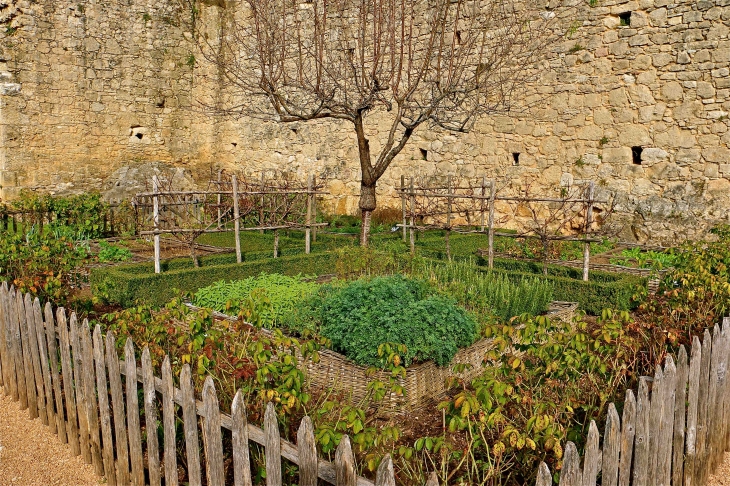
[0,282,399,486]
[535,319,730,486]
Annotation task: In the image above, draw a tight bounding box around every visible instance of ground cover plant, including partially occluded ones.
[194,273,319,328]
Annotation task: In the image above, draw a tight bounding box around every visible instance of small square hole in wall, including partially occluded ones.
[632,146,643,165]
[420,148,428,160]
[512,153,520,166]
[619,11,631,27]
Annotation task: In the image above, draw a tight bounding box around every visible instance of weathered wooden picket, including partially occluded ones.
[535,318,730,486]
[0,282,395,486]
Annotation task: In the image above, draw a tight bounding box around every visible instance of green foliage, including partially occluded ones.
[194,273,319,328]
[97,241,132,263]
[480,258,642,315]
[90,252,339,307]
[98,298,323,418]
[428,310,638,484]
[569,43,584,53]
[5,191,110,239]
[0,225,90,302]
[610,247,677,270]
[635,226,730,361]
[412,259,553,323]
[291,276,478,367]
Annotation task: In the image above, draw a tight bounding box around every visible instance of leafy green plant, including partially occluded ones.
[0,225,90,302]
[610,247,676,270]
[289,275,478,367]
[194,273,319,328]
[97,241,133,263]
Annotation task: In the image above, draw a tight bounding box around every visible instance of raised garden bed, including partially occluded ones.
[196,301,578,411]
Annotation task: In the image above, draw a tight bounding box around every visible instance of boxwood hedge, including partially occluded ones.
[91,248,643,314]
[90,252,338,308]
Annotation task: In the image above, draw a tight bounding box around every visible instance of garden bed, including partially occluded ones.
[195,301,578,411]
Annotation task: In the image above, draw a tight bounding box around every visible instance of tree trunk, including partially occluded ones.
[359,184,377,247]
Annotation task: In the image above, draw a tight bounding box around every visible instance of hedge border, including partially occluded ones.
[90,252,339,307]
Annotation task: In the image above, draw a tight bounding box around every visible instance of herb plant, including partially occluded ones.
[291,275,478,367]
[194,273,319,328]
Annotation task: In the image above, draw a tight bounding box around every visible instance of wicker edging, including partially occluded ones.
[190,301,577,411]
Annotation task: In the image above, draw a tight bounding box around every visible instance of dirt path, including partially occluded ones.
[0,393,101,486]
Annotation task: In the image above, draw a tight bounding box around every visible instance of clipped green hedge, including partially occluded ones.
[90,252,338,308]
[475,263,643,315]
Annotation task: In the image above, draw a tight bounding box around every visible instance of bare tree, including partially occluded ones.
[181,0,573,245]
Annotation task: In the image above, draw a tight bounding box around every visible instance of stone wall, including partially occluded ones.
[2,0,730,243]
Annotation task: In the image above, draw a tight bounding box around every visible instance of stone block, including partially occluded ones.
[661,81,684,100]
[697,81,716,99]
[703,146,730,163]
[602,147,632,164]
[643,148,670,164]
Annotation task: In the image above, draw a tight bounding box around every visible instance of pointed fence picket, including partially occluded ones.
[0,284,397,486]
[535,320,730,486]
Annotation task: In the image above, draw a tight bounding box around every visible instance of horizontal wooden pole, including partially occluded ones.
[134,190,329,198]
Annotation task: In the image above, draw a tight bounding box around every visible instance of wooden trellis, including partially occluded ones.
[132,172,328,273]
[397,176,607,280]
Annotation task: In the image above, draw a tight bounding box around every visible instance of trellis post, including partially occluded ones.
[153,176,161,274]
[232,175,242,264]
[401,175,407,243]
[583,181,595,282]
[259,172,266,234]
[446,176,452,261]
[216,169,222,230]
[305,175,313,255]
[480,176,486,232]
[488,179,496,269]
[312,175,318,242]
[409,179,416,255]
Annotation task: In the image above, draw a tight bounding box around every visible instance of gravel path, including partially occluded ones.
[1,385,730,486]
[0,393,101,485]
[709,452,730,486]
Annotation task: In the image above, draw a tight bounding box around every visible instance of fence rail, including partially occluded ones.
[0,283,394,486]
[535,319,730,486]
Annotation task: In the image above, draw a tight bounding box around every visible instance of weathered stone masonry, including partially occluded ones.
[2,0,730,243]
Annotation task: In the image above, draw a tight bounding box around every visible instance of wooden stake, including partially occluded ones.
[259,172,265,234]
[312,175,318,242]
[401,175,407,242]
[446,176,452,262]
[274,230,279,259]
[488,180,496,269]
[232,175,242,264]
[153,176,161,274]
[480,176,486,232]
[583,181,595,281]
[216,169,222,230]
[305,175,313,255]
[409,179,416,255]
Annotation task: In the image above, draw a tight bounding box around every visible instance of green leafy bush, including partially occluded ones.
[4,191,110,238]
[0,225,90,302]
[194,273,319,328]
[290,275,478,367]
